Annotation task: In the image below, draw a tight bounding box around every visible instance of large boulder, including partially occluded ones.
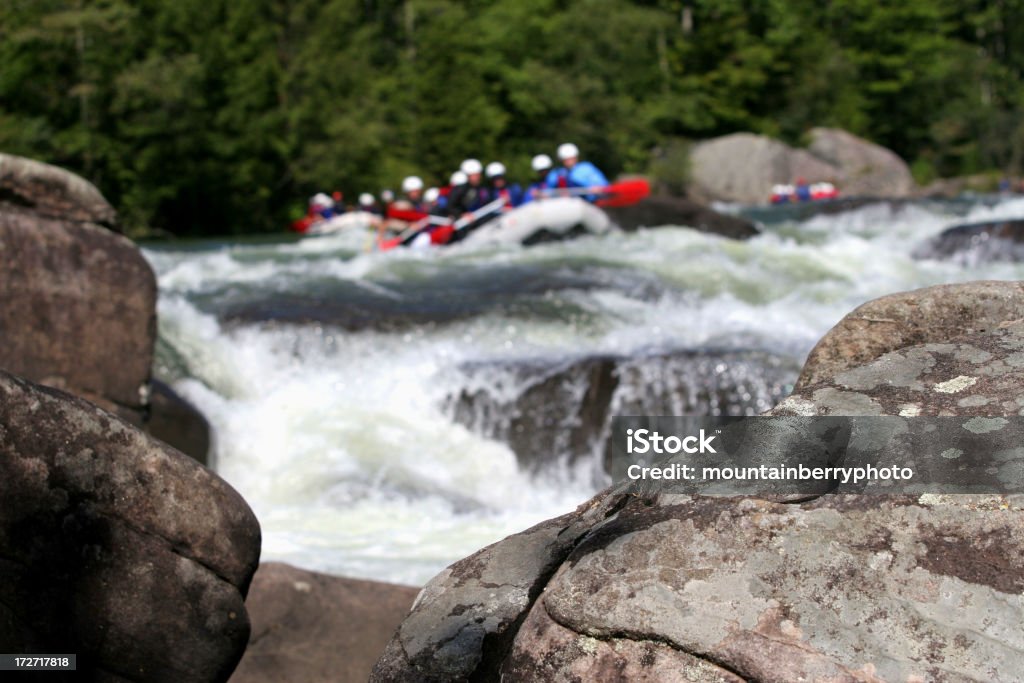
[795,281,1024,391]
[689,133,835,205]
[231,563,418,683]
[0,153,155,423]
[374,283,1024,681]
[603,196,759,239]
[807,127,915,198]
[0,370,261,681]
[688,129,914,204]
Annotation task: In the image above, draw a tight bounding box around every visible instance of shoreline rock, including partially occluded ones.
[231,563,418,683]
[604,195,759,239]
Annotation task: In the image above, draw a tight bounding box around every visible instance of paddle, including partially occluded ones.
[378,197,507,251]
[539,178,650,207]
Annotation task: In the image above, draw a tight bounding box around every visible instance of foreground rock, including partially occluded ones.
[0,371,261,681]
[0,153,154,424]
[374,283,1024,682]
[913,218,1024,264]
[0,152,117,227]
[232,563,418,683]
[604,196,759,239]
[446,349,797,471]
[796,281,1024,390]
[689,128,914,204]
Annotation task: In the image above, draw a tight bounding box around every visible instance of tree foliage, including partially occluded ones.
[2,0,1023,235]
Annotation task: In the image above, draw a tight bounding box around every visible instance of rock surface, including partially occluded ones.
[375,282,1024,682]
[0,152,117,227]
[796,281,1024,391]
[913,219,1024,264]
[689,128,914,204]
[603,196,759,239]
[0,153,156,424]
[0,370,261,682]
[147,379,212,465]
[231,563,418,683]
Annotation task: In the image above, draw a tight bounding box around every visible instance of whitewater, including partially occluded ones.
[144,196,1024,585]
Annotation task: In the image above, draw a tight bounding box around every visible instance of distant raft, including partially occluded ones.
[305,211,380,236]
[459,197,613,247]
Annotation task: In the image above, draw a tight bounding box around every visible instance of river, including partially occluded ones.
[144,195,1024,585]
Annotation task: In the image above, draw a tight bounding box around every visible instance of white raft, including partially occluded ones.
[459,197,613,247]
[305,210,380,236]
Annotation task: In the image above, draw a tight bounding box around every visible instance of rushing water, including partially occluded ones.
[145,196,1024,585]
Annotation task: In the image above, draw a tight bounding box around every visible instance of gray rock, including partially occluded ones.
[795,281,1024,391]
[688,129,914,204]
[0,163,155,423]
[603,196,759,240]
[807,127,915,198]
[231,563,418,683]
[0,152,116,227]
[0,370,261,681]
[376,285,1024,681]
[689,133,836,205]
[370,493,629,682]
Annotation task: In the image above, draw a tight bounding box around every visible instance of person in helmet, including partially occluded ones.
[386,175,432,225]
[486,161,523,209]
[520,154,554,205]
[310,192,336,220]
[446,158,492,218]
[548,143,609,202]
[358,192,381,216]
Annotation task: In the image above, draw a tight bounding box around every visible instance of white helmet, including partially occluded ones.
[401,175,424,193]
[358,192,375,207]
[311,192,333,208]
[460,158,483,175]
[424,187,440,203]
[531,154,553,172]
[485,161,506,178]
[450,170,468,186]
[557,143,579,160]
[381,189,395,203]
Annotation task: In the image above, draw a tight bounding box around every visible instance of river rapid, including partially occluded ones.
[145,196,1024,585]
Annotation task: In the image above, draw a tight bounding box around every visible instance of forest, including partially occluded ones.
[2,0,1024,236]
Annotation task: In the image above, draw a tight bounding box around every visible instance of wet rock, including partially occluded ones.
[446,350,797,471]
[913,219,1024,264]
[688,129,914,204]
[231,563,418,683]
[0,370,261,681]
[146,379,212,466]
[603,196,759,240]
[0,155,155,423]
[0,152,117,227]
[796,281,1024,391]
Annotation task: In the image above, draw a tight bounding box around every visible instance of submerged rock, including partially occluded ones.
[796,281,1024,390]
[0,370,261,681]
[232,563,418,683]
[445,349,797,471]
[603,196,759,240]
[913,218,1024,264]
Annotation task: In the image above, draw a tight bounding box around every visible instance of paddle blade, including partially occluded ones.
[596,179,650,207]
